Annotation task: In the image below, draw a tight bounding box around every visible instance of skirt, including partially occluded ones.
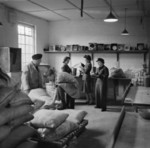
[83,78,91,93]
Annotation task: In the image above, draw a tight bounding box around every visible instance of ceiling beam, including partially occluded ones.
[27,0,70,20]
[136,0,146,16]
[102,0,119,18]
[65,0,94,19]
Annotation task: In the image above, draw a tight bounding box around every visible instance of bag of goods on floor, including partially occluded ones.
[0,87,37,148]
[110,67,126,78]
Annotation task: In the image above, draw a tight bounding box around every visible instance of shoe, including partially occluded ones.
[85,101,89,104]
[101,108,106,112]
[95,106,101,108]
[57,105,66,110]
[89,101,95,105]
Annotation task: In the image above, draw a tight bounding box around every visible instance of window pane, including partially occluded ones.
[29,37,33,45]
[29,46,34,54]
[22,54,26,63]
[25,36,33,45]
[26,54,32,62]
[18,35,25,44]
[18,23,35,70]
[26,45,32,54]
[25,27,32,36]
[22,62,26,69]
[19,44,26,54]
[18,25,24,34]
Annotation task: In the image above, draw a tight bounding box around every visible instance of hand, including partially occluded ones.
[91,73,96,77]
[24,89,30,94]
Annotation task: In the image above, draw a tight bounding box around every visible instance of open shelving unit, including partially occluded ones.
[44,50,148,63]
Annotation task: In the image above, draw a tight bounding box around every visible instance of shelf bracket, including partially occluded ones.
[91,52,94,66]
[144,52,146,63]
[117,52,119,62]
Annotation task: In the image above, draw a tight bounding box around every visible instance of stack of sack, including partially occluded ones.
[28,72,80,109]
[28,88,54,107]
[0,86,38,148]
[110,67,126,78]
[30,109,87,142]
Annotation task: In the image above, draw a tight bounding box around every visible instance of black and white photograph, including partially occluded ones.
[0,0,150,148]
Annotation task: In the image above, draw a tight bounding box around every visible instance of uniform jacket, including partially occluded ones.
[21,62,43,91]
[95,65,109,108]
[96,65,109,81]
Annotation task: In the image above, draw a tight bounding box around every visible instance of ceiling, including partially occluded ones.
[0,0,150,22]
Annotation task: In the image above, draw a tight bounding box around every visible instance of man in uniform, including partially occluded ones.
[21,53,43,94]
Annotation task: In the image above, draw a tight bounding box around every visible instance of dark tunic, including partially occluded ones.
[95,65,109,109]
[82,62,92,93]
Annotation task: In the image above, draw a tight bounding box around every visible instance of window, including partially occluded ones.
[17,23,35,70]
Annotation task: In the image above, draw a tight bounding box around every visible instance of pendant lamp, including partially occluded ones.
[104,0,118,22]
[121,8,129,35]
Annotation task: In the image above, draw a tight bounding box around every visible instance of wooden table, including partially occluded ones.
[124,86,150,106]
[75,76,131,102]
[109,77,131,102]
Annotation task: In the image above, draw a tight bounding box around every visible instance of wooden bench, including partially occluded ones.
[31,119,88,148]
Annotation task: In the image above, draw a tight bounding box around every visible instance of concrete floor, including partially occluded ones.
[69,105,122,148]
[69,104,150,148]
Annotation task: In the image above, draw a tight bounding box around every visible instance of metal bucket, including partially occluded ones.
[144,75,150,87]
[72,68,77,76]
[92,66,96,74]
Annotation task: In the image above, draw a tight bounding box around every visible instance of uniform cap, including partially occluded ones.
[96,58,104,64]
[32,54,42,60]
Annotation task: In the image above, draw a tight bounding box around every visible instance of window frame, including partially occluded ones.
[17,23,36,70]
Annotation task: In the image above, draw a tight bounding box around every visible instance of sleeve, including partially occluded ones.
[21,65,30,91]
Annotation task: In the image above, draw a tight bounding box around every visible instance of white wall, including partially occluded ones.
[0,3,150,73]
[48,17,150,73]
[0,4,49,64]
[49,18,148,46]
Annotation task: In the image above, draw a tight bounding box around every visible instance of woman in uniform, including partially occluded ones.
[61,56,75,109]
[80,55,93,104]
[61,56,72,74]
[95,58,109,111]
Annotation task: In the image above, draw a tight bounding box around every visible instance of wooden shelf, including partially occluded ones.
[44,50,148,63]
[44,50,148,54]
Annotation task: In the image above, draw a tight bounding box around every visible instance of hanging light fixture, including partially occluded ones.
[104,0,118,22]
[121,8,129,35]
[81,0,84,17]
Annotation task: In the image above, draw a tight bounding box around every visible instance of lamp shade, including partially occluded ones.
[104,12,118,22]
[121,28,129,35]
